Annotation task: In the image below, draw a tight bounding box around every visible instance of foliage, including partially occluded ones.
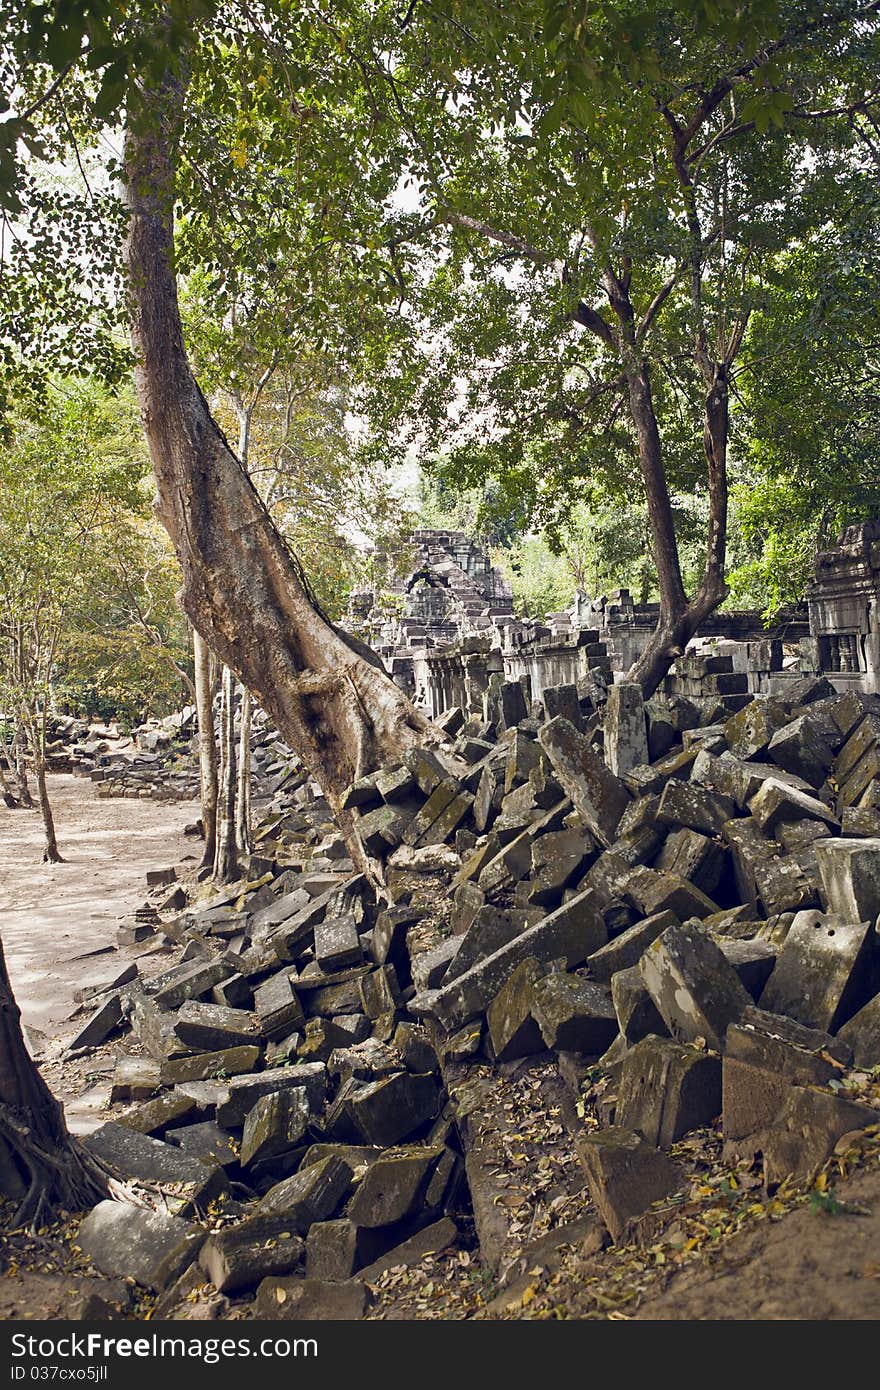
[0,379,189,727]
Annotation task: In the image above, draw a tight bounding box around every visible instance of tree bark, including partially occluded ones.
[193,627,218,869]
[235,682,253,861]
[34,759,62,864]
[123,81,437,835]
[13,724,33,808]
[213,664,238,883]
[0,933,106,1224]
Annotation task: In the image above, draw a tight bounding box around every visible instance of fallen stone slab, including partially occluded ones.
[254,1275,366,1319]
[814,838,880,923]
[837,992,880,1068]
[253,970,305,1042]
[538,716,630,846]
[657,780,735,836]
[345,1072,439,1147]
[173,1001,260,1052]
[110,1055,161,1103]
[530,973,618,1054]
[767,714,834,789]
[761,1086,878,1183]
[166,1120,239,1169]
[240,1087,311,1168]
[639,920,752,1051]
[151,960,234,1011]
[586,912,678,983]
[486,957,547,1062]
[575,1126,683,1243]
[355,1215,459,1284]
[68,994,124,1052]
[199,1213,304,1294]
[615,1036,721,1147]
[654,829,726,896]
[611,966,669,1044]
[216,1064,327,1128]
[258,1154,353,1230]
[718,939,777,1000]
[444,906,540,984]
[160,1045,262,1086]
[314,914,363,972]
[118,1091,200,1137]
[759,909,875,1032]
[82,1123,226,1212]
[347,1146,444,1228]
[419,889,606,1029]
[750,778,839,828]
[78,1202,204,1292]
[724,698,791,760]
[722,1007,853,1144]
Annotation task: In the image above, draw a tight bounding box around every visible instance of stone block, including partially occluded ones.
[199,1214,304,1293]
[345,1072,439,1146]
[420,889,606,1029]
[604,683,649,778]
[587,913,679,984]
[538,716,630,847]
[83,1124,225,1212]
[240,1087,311,1168]
[254,1276,366,1319]
[615,1036,721,1146]
[767,714,834,789]
[815,838,880,923]
[216,1064,327,1128]
[724,698,791,760]
[259,1154,353,1230]
[575,1126,683,1243]
[486,957,547,1061]
[639,920,751,1050]
[315,914,363,971]
[172,1001,260,1052]
[78,1202,204,1292]
[611,966,669,1044]
[837,991,880,1067]
[759,909,875,1031]
[530,973,618,1054]
[657,780,735,836]
[346,1146,443,1227]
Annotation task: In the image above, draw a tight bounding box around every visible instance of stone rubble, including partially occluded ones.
[62,668,880,1317]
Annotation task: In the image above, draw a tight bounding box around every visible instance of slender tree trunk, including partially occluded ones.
[213,665,238,883]
[34,760,62,864]
[620,351,729,697]
[193,627,218,869]
[0,933,106,1224]
[235,682,252,861]
[0,750,19,809]
[123,79,438,840]
[13,724,33,808]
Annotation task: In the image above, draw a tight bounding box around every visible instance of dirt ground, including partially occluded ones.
[0,773,199,1040]
[2,775,880,1322]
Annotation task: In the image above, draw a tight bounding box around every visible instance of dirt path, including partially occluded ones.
[0,773,199,1038]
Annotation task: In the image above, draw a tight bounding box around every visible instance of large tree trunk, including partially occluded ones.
[123,82,437,833]
[193,627,218,869]
[213,665,238,883]
[0,934,106,1224]
[235,683,253,861]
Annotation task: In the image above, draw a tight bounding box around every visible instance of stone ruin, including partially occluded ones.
[348,521,880,718]
[56,649,880,1317]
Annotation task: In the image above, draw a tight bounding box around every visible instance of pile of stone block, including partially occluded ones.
[68,672,880,1314]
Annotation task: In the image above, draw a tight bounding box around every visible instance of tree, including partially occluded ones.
[343,0,880,693]
[0,380,148,859]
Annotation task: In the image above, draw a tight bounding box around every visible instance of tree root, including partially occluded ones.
[0,1106,108,1229]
